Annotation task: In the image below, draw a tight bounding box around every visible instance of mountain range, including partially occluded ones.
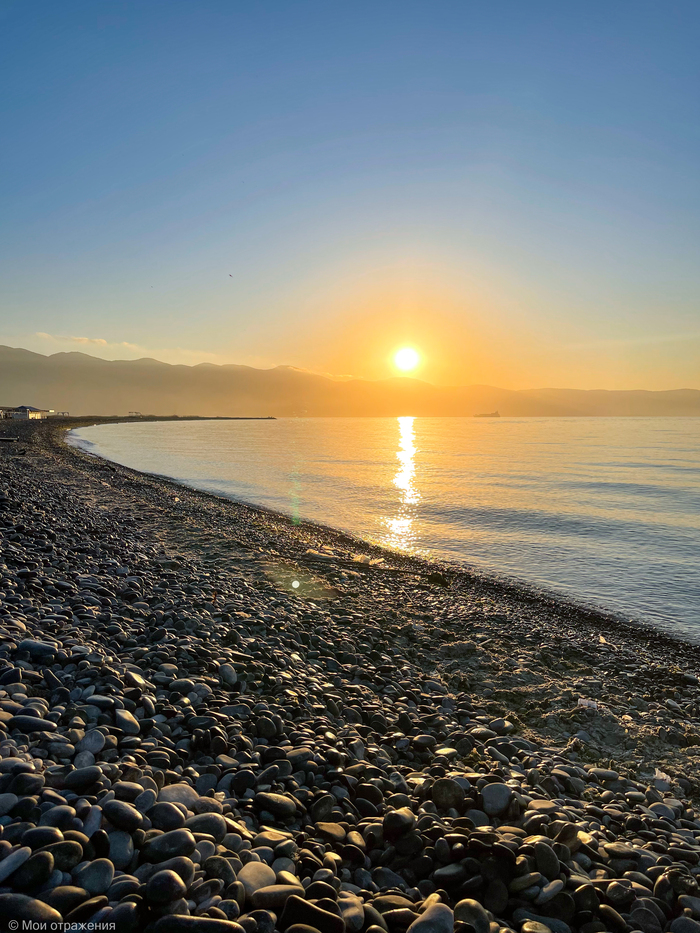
[1,345,698,417]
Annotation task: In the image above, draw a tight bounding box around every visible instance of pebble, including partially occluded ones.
[146,868,188,903]
[77,729,105,754]
[407,903,455,932]
[0,847,31,883]
[480,780,512,815]
[141,829,197,862]
[72,858,114,895]
[0,893,62,922]
[280,894,345,933]
[236,860,277,897]
[107,829,134,869]
[103,798,143,832]
[159,784,202,808]
[455,898,491,933]
[9,850,54,890]
[431,777,465,810]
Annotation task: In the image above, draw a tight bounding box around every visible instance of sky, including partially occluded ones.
[1,0,699,389]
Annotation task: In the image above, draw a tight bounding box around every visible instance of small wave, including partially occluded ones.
[66,430,97,453]
[69,416,700,637]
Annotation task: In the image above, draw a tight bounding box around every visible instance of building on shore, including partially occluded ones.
[0,405,52,420]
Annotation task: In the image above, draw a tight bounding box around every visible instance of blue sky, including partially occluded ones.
[1,0,699,388]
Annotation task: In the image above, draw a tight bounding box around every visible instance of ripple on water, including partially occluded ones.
[69,416,700,637]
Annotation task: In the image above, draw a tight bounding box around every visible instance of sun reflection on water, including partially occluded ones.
[385,416,420,550]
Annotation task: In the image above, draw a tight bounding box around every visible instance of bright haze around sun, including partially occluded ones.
[0,3,698,390]
[393,348,421,373]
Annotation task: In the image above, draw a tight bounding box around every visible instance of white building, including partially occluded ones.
[3,406,52,420]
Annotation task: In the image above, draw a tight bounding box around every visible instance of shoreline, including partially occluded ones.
[67,416,693,653]
[0,417,699,931]
[6,417,700,767]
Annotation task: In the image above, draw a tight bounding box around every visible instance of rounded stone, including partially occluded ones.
[534,842,561,881]
[536,879,565,905]
[455,898,491,933]
[158,784,201,808]
[670,921,700,933]
[9,773,44,795]
[250,884,303,911]
[338,892,365,933]
[630,907,663,933]
[108,829,135,870]
[203,855,237,887]
[149,802,186,830]
[219,663,238,686]
[0,847,31,884]
[21,826,63,850]
[77,729,106,754]
[115,708,140,734]
[109,901,141,932]
[253,792,296,819]
[146,868,188,904]
[184,812,227,842]
[64,895,109,924]
[383,807,416,838]
[480,782,513,816]
[103,798,143,833]
[0,793,19,816]
[280,895,346,933]
[8,851,54,891]
[42,886,91,915]
[431,778,465,811]
[42,841,84,872]
[141,829,196,863]
[236,860,277,897]
[0,893,62,923]
[406,903,455,933]
[8,714,57,733]
[38,804,77,829]
[72,858,115,895]
[74,750,96,768]
[64,765,103,791]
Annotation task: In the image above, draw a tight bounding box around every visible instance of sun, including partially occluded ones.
[394,347,420,372]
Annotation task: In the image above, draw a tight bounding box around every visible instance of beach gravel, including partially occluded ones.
[0,418,698,933]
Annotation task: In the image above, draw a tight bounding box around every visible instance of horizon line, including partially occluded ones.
[1,344,699,395]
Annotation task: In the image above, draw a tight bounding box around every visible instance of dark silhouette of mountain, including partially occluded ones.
[1,345,698,417]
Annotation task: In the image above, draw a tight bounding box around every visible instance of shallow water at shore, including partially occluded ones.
[70,416,700,635]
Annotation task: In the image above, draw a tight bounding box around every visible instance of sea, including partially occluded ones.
[69,417,700,638]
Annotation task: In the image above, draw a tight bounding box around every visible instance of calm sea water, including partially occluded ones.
[69,418,700,637]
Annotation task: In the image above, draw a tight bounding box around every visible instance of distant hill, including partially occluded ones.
[1,345,698,417]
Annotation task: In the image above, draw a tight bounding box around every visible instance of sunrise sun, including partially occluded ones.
[393,347,420,372]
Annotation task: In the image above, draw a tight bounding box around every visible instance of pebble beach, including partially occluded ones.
[0,417,699,933]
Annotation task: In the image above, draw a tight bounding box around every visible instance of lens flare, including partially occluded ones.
[394,347,420,371]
